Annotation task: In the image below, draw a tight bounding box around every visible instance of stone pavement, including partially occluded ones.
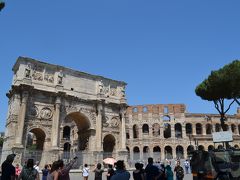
[58,170,193,180]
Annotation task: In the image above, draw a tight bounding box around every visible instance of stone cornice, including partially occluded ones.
[13,56,127,86]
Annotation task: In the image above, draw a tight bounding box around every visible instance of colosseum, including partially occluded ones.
[1,57,240,167]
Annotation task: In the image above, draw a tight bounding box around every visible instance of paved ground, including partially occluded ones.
[46,171,193,180]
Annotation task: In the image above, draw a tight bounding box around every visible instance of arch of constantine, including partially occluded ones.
[1,57,240,167]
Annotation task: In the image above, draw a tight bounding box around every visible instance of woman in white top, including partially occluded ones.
[82,164,90,180]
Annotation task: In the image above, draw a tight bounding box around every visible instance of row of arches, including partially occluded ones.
[131,122,240,139]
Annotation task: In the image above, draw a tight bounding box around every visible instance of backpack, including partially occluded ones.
[176,167,184,178]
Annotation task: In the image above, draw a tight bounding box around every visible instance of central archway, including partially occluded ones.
[64,112,91,151]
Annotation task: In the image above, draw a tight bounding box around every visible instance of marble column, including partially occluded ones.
[15,91,28,146]
[51,97,61,148]
[120,108,126,150]
[96,102,102,151]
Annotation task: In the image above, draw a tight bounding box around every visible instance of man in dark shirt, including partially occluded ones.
[1,154,16,180]
[145,157,159,180]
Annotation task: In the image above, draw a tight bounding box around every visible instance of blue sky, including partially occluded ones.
[1,1,240,132]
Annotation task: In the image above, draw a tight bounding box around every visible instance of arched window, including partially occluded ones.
[163,115,170,121]
[231,124,236,134]
[133,146,140,160]
[63,126,71,140]
[143,106,148,113]
[153,146,161,162]
[216,123,221,132]
[165,146,173,159]
[133,125,138,138]
[206,124,212,134]
[175,123,182,138]
[133,107,138,113]
[164,106,168,114]
[164,123,171,138]
[186,123,192,135]
[208,145,214,151]
[142,124,149,134]
[196,123,202,135]
[176,146,184,159]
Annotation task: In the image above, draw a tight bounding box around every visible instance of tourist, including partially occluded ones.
[145,157,159,180]
[18,158,39,180]
[184,159,190,174]
[33,161,40,173]
[47,161,59,180]
[1,153,16,180]
[106,164,115,180]
[15,163,21,180]
[174,161,184,180]
[58,156,78,180]
[133,162,144,180]
[111,160,130,180]
[165,165,173,180]
[93,163,104,180]
[82,164,90,180]
[42,165,49,180]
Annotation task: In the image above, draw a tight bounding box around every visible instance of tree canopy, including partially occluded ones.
[0,1,5,11]
[195,60,240,130]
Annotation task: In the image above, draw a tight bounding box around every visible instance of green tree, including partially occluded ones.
[0,1,5,11]
[195,60,240,130]
[0,137,3,148]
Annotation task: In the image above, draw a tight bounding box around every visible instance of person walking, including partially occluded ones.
[18,159,39,180]
[174,161,184,180]
[93,163,104,180]
[82,164,90,180]
[1,154,16,180]
[111,160,130,180]
[184,159,190,174]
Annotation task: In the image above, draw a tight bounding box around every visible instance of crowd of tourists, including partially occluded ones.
[1,153,189,180]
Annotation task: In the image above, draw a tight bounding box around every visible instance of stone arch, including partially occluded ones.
[216,123,221,132]
[63,142,71,159]
[103,134,116,158]
[206,124,212,134]
[143,146,150,161]
[176,145,184,159]
[186,123,192,135]
[208,145,214,151]
[163,115,170,121]
[198,145,205,151]
[164,123,171,138]
[142,124,149,134]
[196,123,202,135]
[63,126,71,140]
[238,125,240,135]
[25,127,46,164]
[152,123,160,137]
[187,145,194,156]
[175,123,182,138]
[65,112,91,151]
[133,146,140,160]
[231,124,236,134]
[164,146,173,159]
[133,124,139,138]
[153,146,161,161]
[234,144,239,149]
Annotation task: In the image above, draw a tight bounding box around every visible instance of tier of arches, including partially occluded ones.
[130,122,240,139]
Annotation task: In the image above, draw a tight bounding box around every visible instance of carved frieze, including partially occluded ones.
[40,107,53,119]
[104,116,120,128]
[44,73,54,83]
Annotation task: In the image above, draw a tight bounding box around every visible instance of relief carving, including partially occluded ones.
[25,63,31,78]
[105,117,120,128]
[44,73,54,83]
[40,107,52,119]
[57,70,63,84]
[29,106,38,117]
[32,71,43,81]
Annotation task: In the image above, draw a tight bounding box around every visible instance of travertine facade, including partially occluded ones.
[1,57,240,167]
